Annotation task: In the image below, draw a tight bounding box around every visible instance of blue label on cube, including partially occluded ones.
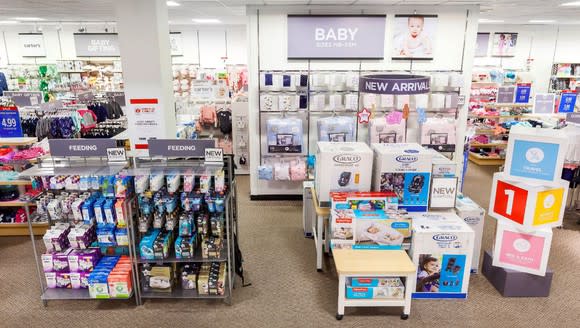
[510,140,559,181]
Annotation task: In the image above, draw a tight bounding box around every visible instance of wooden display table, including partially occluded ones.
[311,188,330,271]
[333,249,416,320]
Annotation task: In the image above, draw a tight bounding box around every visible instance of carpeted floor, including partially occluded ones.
[1,163,579,328]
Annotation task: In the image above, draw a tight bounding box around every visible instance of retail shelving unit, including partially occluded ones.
[19,156,137,306]
[550,63,580,93]
[125,155,238,305]
[0,137,48,236]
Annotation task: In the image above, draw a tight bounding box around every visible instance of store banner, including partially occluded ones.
[0,106,23,138]
[148,139,216,157]
[74,33,121,57]
[514,84,531,103]
[358,75,430,95]
[77,91,94,103]
[19,33,46,57]
[3,91,43,107]
[287,15,386,59]
[557,92,577,113]
[497,86,516,103]
[533,93,555,114]
[429,177,458,208]
[40,100,63,111]
[105,91,126,107]
[49,139,117,157]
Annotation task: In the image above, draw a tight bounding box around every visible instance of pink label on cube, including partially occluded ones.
[498,230,545,270]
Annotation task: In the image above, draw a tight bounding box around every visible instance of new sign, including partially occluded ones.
[74,33,121,57]
[430,177,458,208]
[19,33,46,57]
[287,15,386,59]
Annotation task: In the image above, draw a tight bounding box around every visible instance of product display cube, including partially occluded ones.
[503,126,569,185]
[409,212,474,299]
[492,222,553,276]
[371,143,433,212]
[482,251,553,297]
[455,196,485,273]
[315,142,373,206]
[489,172,568,228]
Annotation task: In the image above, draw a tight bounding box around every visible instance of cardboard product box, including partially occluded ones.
[330,209,412,250]
[504,126,569,185]
[315,142,374,206]
[371,143,433,212]
[489,172,568,229]
[149,266,173,292]
[409,212,474,299]
[455,196,486,273]
[346,281,405,299]
[492,222,553,276]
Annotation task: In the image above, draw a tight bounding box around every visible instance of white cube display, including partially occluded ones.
[492,221,553,276]
[504,126,569,185]
[409,212,474,299]
[489,172,568,229]
[315,142,373,206]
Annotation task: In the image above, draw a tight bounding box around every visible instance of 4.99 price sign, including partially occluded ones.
[0,107,23,138]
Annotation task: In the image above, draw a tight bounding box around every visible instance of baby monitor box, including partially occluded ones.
[371,143,433,212]
[410,212,474,299]
[455,196,485,273]
[315,142,373,206]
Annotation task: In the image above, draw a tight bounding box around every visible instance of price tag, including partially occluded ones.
[0,107,23,138]
[107,148,127,162]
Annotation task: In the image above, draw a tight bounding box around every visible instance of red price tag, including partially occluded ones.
[493,180,528,225]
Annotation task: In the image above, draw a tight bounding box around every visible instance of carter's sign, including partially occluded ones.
[287,15,386,59]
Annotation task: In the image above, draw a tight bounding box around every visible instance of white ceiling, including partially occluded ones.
[0,0,579,25]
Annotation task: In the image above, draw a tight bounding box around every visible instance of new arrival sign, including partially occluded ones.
[358,75,431,95]
[19,33,46,57]
[74,33,121,57]
[287,15,386,59]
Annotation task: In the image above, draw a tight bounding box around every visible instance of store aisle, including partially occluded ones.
[1,167,579,328]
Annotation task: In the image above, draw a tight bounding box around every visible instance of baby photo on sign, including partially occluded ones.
[492,32,517,57]
[393,15,437,60]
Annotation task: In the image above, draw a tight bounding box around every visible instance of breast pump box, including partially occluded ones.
[409,212,474,299]
[372,143,433,212]
[315,142,373,206]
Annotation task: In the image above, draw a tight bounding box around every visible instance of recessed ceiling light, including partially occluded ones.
[166,1,181,6]
[13,17,45,21]
[529,19,556,23]
[192,18,221,24]
[560,1,580,6]
[478,18,505,24]
[0,20,18,24]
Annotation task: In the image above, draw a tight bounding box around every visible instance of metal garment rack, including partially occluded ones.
[126,155,237,305]
[20,156,138,306]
